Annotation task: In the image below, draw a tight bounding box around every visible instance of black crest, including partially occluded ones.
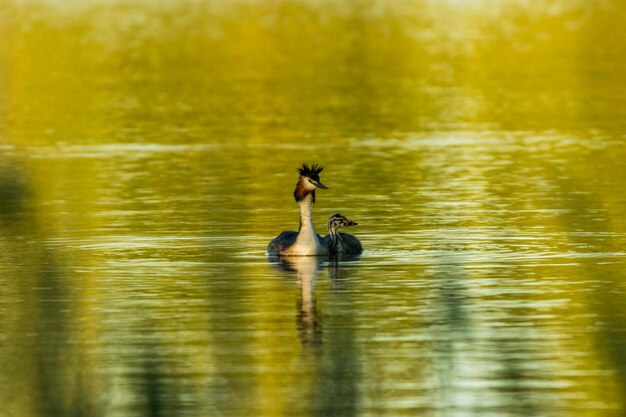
[294,162,324,203]
[297,163,324,180]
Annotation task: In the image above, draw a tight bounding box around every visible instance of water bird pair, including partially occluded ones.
[267,163,362,256]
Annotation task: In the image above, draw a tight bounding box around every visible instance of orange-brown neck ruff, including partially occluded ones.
[294,179,316,203]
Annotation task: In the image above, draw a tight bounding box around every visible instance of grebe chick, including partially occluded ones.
[324,213,363,255]
[267,163,330,256]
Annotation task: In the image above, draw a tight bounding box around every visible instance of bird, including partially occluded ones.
[267,163,330,256]
[324,212,363,255]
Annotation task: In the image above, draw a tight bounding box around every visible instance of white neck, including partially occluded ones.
[299,193,314,232]
[289,193,327,256]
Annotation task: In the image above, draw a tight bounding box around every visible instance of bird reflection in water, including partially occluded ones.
[272,256,324,348]
[270,254,362,349]
[327,253,362,291]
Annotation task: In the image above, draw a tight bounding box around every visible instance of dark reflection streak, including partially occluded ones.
[128,330,193,417]
[35,255,73,417]
[0,163,99,417]
[313,336,359,417]
[429,256,471,415]
[139,342,167,417]
[547,172,626,404]
[497,357,539,417]
[0,168,30,218]
[314,258,361,417]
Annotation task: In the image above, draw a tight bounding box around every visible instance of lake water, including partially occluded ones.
[2,1,626,416]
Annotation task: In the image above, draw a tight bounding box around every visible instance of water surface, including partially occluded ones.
[2,1,626,416]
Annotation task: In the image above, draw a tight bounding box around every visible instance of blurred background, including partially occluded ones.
[1,1,626,416]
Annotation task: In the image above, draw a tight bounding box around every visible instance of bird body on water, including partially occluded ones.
[323,213,363,255]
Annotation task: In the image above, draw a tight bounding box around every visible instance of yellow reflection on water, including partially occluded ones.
[2,1,626,417]
[2,0,626,146]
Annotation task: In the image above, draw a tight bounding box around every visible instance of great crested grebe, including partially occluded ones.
[267,163,329,256]
[324,213,363,255]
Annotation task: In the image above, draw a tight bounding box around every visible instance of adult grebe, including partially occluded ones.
[324,213,363,255]
[267,163,329,256]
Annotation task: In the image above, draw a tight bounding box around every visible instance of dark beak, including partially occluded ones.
[349,221,358,226]
[313,180,328,190]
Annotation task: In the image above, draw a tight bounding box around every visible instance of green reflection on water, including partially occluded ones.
[2,1,626,417]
